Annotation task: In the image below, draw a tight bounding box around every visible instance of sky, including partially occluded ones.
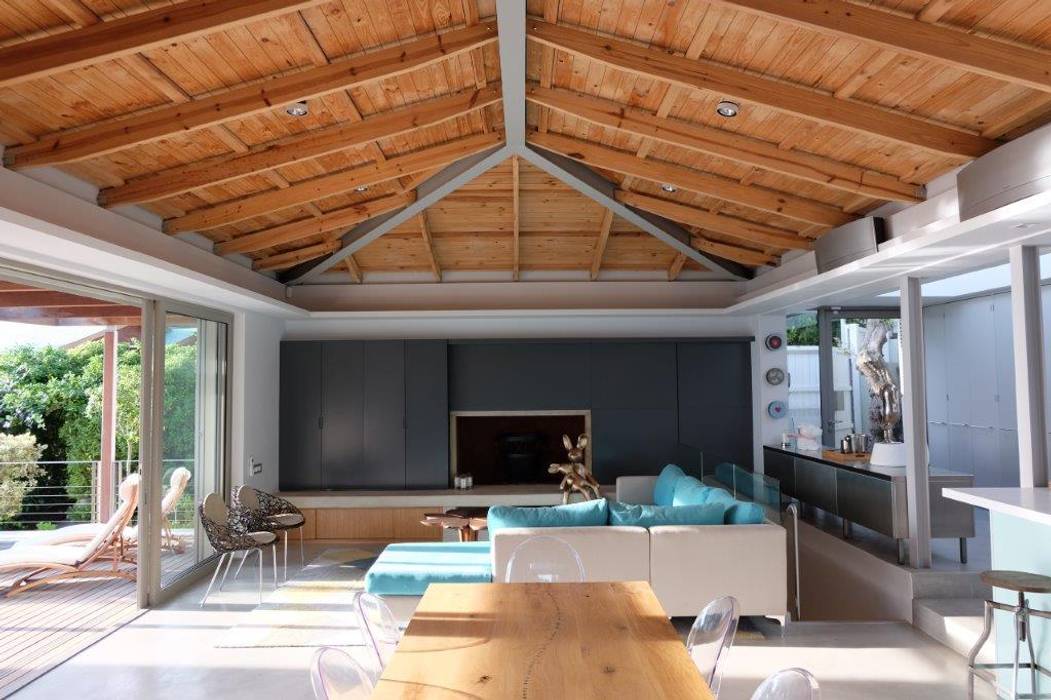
[0,321,103,350]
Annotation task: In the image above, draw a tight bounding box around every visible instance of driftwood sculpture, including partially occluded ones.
[855,320,902,443]
[549,433,601,504]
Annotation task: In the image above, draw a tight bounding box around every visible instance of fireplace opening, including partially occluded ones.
[452,412,589,486]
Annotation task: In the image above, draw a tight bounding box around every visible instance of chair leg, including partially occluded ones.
[218,549,236,591]
[1026,604,1039,699]
[201,552,227,607]
[1013,606,1022,700]
[968,600,994,671]
[299,526,305,567]
[257,548,264,606]
[283,530,289,581]
[272,543,279,590]
[233,550,249,581]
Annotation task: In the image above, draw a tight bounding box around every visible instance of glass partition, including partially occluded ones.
[704,462,783,525]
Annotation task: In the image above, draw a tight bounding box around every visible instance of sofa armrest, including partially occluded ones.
[491,526,650,583]
[616,476,658,504]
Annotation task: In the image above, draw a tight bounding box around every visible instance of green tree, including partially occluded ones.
[0,433,44,526]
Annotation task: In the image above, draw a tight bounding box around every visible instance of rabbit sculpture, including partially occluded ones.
[548,433,602,504]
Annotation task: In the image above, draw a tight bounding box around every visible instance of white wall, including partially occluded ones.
[753,315,790,470]
[230,310,284,492]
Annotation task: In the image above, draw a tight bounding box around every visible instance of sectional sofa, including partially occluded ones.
[366,466,788,620]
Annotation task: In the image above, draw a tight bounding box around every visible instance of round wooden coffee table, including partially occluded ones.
[421,507,488,542]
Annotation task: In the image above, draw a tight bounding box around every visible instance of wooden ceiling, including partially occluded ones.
[1,0,1050,283]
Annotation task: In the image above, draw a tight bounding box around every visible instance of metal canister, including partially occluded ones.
[841,437,852,454]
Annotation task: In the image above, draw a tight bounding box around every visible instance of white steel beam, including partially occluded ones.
[900,275,932,568]
[1010,245,1049,487]
[496,0,525,146]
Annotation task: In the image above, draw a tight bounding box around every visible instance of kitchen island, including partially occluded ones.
[764,445,975,563]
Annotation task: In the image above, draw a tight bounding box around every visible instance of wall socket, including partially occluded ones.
[250,455,263,475]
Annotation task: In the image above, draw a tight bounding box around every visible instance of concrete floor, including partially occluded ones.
[13,541,999,700]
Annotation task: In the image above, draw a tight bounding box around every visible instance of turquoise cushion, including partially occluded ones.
[487,498,609,532]
[726,501,766,525]
[671,475,712,506]
[653,464,686,506]
[608,500,726,527]
[364,541,492,596]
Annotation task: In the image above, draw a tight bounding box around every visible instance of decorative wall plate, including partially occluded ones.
[767,400,788,419]
[764,333,784,351]
[765,367,786,386]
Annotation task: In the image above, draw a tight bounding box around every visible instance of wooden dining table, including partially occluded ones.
[371,581,714,699]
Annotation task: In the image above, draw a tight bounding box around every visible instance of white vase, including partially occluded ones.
[869,441,930,467]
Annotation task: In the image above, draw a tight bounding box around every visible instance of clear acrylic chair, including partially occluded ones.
[686,596,740,697]
[751,668,821,700]
[505,535,586,583]
[310,646,375,700]
[354,591,401,675]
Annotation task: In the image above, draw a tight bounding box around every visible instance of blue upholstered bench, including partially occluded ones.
[364,541,493,596]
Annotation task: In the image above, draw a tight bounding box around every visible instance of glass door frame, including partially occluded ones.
[140,297,233,607]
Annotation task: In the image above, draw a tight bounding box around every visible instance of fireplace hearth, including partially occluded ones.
[451,411,590,486]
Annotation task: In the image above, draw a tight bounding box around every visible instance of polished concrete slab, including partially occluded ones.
[14,541,999,700]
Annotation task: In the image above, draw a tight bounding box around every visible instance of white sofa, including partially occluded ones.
[490,475,788,618]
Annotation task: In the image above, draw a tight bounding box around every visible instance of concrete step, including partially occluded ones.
[913,598,993,665]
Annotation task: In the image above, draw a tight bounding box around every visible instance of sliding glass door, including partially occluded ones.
[141,300,231,601]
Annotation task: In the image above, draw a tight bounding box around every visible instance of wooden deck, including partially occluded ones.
[0,548,194,697]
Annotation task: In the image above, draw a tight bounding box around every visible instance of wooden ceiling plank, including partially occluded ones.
[214,192,414,255]
[667,252,687,281]
[164,131,503,234]
[418,212,442,282]
[4,21,499,168]
[528,130,854,227]
[0,291,123,308]
[589,208,614,280]
[615,190,812,251]
[708,0,1051,93]
[99,85,502,206]
[537,0,561,134]
[253,240,342,271]
[691,236,776,266]
[0,0,329,89]
[345,256,363,283]
[527,84,924,202]
[526,18,997,157]
[512,154,520,280]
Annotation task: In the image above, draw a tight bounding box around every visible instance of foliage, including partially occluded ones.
[0,433,44,523]
[0,337,199,528]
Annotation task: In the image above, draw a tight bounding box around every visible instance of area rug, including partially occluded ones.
[216,546,379,648]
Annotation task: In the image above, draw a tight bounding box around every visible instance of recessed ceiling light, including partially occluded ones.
[715,100,739,118]
[355,185,369,193]
[285,101,309,117]
[661,183,677,193]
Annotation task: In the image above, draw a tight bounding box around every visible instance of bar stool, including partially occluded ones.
[968,569,1051,699]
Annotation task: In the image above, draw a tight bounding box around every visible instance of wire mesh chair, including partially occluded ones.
[354,591,402,676]
[686,596,740,697]
[233,485,306,580]
[751,668,821,700]
[198,493,278,606]
[505,535,586,583]
[310,647,376,700]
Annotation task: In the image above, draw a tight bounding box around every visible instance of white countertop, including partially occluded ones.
[943,487,1051,527]
[281,484,613,509]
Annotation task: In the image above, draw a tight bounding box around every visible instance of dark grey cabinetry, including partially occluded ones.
[677,342,754,469]
[362,341,406,488]
[280,340,449,490]
[320,341,364,489]
[279,342,323,490]
[405,341,449,487]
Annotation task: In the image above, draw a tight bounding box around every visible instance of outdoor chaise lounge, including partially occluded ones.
[0,473,140,596]
[13,467,190,553]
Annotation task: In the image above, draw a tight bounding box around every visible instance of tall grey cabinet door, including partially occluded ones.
[321,341,364,489]
[405,340,449,487]
[279,342,322,490]
[362,340,406,487]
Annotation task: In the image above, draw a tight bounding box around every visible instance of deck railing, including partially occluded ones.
[0,459,195,531]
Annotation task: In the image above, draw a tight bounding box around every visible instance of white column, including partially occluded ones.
[98,328,118,522]
[900,276,932,568]
[1010,245,1049,487]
